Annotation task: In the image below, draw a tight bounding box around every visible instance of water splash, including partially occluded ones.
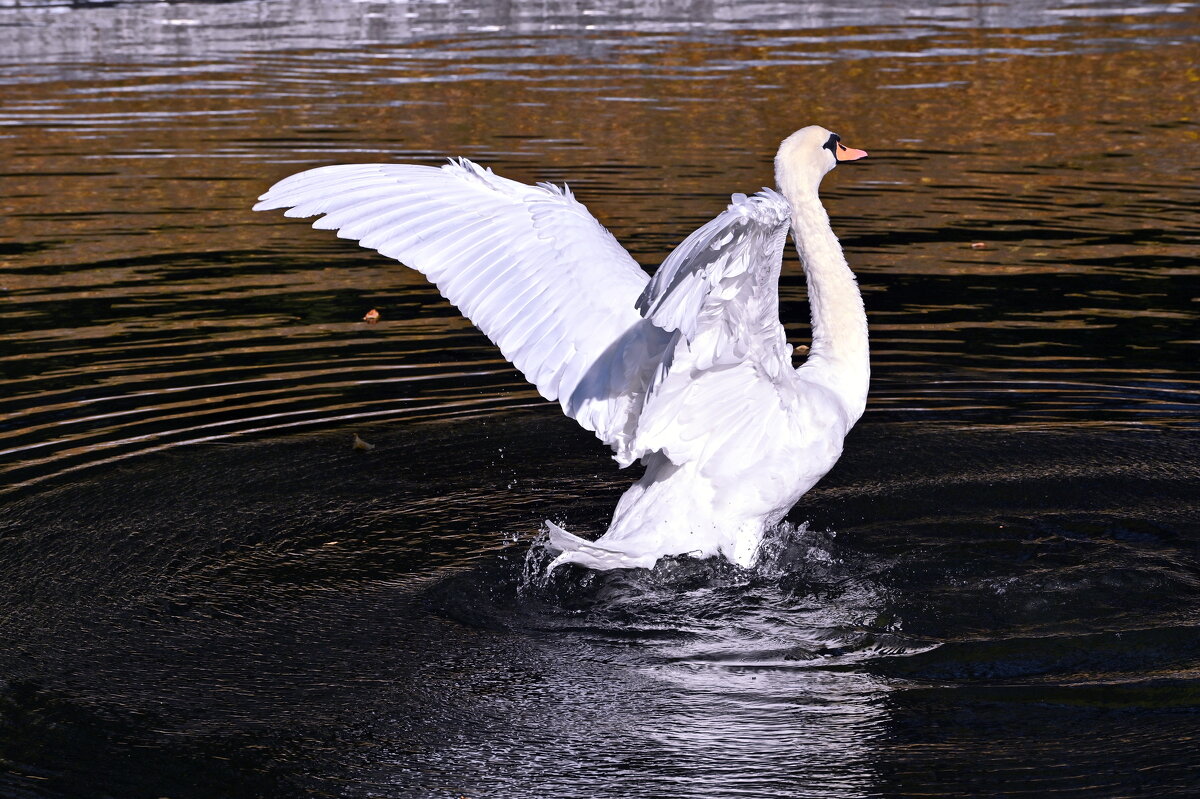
[508,520,938,669]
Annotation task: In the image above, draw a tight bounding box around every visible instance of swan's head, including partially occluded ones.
[775,125,867,198]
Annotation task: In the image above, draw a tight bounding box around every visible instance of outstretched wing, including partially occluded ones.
[636,189,793,374]
[628,189,798,467]
[254,159,668,451]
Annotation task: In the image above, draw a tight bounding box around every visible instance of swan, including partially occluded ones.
[254,125,869,571]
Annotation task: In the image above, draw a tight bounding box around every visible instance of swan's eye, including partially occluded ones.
[822,133,841,157]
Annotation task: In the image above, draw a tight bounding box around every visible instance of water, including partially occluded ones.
[1,0,1198,796]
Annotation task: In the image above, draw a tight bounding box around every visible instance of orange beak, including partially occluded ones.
[836,143,868,162]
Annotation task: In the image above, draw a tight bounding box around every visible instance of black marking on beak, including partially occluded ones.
[823,132,842,163]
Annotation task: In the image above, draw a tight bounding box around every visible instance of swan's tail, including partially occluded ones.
[545,521,658,571]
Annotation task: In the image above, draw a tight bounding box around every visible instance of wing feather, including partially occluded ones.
[622,189,798,467]
[255,159,662,448]
[636,189,793,371]
[257,162,800,472]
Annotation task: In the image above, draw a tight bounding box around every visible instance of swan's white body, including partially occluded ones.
[254,125,869,571]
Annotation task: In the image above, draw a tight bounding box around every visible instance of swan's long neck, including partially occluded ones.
[788,192,870,423]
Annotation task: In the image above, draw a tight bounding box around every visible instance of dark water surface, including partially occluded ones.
[2,1,1199,797]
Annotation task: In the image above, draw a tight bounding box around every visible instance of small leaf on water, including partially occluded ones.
[352,434,375,452]
[363,308,381,323]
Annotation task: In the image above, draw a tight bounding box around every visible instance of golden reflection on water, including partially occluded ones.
[3,20,1195,265]
[0,1,1197,489]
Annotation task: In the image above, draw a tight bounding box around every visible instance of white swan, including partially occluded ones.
[254,125,869,571]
